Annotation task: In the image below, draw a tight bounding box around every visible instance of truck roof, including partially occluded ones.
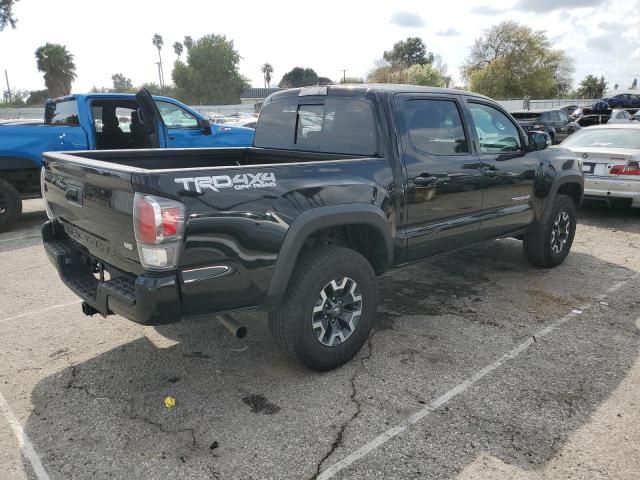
[267,84,492,102]
[48,93,177,103]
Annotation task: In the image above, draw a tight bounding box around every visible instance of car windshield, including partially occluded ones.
[561,128,640,149]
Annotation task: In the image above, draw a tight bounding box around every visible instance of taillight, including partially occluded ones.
[610,162,640,176]
[133,193,185,270]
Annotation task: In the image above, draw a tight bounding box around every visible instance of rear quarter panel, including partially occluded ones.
[137,157,396,315]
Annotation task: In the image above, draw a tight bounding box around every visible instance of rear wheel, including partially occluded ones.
[523,194,576,268]
[268,245,377,371]
[0,179,22,232]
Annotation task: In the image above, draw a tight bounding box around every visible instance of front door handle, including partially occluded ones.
[414,175,437,186]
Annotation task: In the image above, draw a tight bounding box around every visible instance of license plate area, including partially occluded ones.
[582,162,595,174]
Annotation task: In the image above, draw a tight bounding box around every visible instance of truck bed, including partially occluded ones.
[49,147,363,171]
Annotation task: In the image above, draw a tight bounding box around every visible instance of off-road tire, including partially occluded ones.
[268,245,377,371]
[523,194,576,268]
[0,179,22,232]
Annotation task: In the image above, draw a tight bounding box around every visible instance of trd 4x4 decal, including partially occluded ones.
[174,173,277,193]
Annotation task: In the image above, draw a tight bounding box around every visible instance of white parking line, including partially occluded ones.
[0,301,81,325]
[0,234,41,244]
[0,390,50,480]
[318,272,640,479]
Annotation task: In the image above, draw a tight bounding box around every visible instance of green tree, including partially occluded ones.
[111,73,134,92]
[383,37,434,68]
[339,77,364,84]
[172,34,248,104]
[462,21,574,99]
[138,82,164,95]
[1,88,28,106]
[26,89,48,105]
[405,64,447,87]
[0,0,17,30]
[183,36,194,50]
[173,41,183,58]
[576,75,608,99]
[278,67,318,88]
[35,43,77,97]
[261,63,274,88]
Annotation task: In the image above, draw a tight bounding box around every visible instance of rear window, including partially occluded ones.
[254,98,377,155]
[511,112,542,120]
[45,100,80,126]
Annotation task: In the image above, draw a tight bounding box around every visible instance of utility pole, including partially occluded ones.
[341,69,347,83]
[4,70,12,106]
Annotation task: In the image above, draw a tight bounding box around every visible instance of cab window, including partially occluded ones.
[469,103,522,153]
[45,100,80,126]
[154,101,199,128]
[403,99,468,155]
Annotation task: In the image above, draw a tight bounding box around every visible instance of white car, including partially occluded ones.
[608,109,637,124]
[559,124,640,208]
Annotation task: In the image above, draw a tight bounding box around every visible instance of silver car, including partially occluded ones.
[559,124,640,208]
[608,109,637,124]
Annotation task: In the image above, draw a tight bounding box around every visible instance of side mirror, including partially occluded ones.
[199,118,212,135]
[528,131,550,151]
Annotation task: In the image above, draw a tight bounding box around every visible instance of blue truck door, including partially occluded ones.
[135,89,167,148]
[153,100,216,148]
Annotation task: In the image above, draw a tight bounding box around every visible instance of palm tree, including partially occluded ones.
[35,43,77,97]
[152,33,165,88]
[261,63,274,88]
[173,41,184,59]
[183,36,194,50]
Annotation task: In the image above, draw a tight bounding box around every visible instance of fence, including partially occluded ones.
[0,104,255,120]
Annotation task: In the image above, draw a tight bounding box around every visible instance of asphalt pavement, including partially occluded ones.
[0,200,639,480]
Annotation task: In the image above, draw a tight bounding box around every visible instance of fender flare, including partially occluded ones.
[261,204,394,310]
[540,173,584,223]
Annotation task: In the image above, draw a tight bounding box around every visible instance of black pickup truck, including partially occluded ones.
[41,85,584,371]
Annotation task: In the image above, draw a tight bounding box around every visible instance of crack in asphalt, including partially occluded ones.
[311,334,377,479]
[64,364,202,452]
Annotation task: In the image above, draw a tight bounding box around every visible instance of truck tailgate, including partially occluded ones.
[42,154,141,274]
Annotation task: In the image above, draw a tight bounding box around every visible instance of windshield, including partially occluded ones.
[561,128,640,149]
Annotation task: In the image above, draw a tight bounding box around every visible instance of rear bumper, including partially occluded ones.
[584,176,640,207]
[42,221,181,325]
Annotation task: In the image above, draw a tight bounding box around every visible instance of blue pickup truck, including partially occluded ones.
[0,89,254,231]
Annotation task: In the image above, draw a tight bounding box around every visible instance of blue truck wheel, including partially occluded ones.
[0,178,22,232]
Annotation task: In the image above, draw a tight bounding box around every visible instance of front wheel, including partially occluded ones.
[268,245,378,371]
[523,194,576,268]
[0,179,22,232]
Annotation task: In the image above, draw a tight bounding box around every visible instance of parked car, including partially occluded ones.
[608,109,637,124]
[600,93,640,109]
[41,84,583,371]
[223,118,258,129]
[0,89,254,231]
[511,108,580,144]
[559,105,579,117]
[577,114,611,127]
[559,124,640,208]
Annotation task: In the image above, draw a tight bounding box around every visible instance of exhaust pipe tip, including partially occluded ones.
[216,314,247,339]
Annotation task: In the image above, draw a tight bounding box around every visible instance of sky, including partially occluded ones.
[0,0,638,96]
